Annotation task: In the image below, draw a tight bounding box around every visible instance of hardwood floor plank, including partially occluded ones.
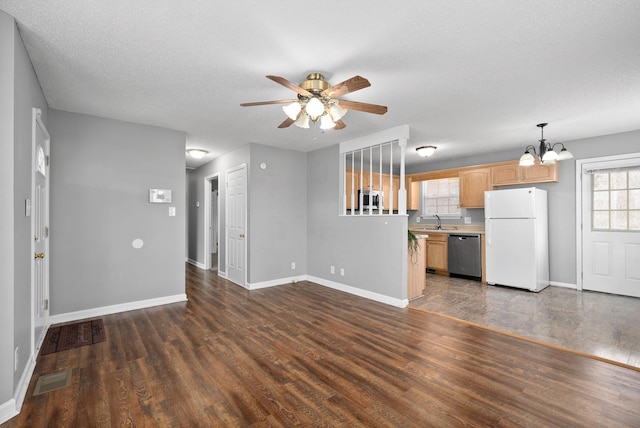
[4,263,640,427]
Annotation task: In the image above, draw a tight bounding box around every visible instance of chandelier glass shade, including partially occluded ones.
[519,123,573,166]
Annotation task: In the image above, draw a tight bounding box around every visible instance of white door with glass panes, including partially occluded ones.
[580,154,640,297]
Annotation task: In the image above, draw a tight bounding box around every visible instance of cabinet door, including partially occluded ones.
[491,164,520,186]
[426,237,448,271]
[459,168,492,208]
[361,172,382,190]
[406,177,421,211]
[521,162,558,183]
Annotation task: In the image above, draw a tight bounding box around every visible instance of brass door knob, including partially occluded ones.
[34,253,45,259]
[239,233,245,238]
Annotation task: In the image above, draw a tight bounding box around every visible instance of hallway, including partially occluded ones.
[410,274,640,369]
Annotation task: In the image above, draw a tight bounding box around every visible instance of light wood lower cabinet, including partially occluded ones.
[425,234,448,273]
[407,238,426,300]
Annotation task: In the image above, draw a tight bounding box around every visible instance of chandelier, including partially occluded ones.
[519,123,573,166]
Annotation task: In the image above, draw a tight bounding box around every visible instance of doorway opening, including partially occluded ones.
[204,174,220,272]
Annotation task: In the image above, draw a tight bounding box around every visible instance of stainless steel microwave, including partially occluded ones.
[358,189,383,211]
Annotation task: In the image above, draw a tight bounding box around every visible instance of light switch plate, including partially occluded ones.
[169,207,176,216]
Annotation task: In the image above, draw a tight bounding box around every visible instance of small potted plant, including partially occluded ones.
[408,229,420,264]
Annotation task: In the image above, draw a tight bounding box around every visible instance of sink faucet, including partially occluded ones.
[433,214,441,230]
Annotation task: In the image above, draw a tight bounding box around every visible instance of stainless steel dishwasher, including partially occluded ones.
[448,234,482,280]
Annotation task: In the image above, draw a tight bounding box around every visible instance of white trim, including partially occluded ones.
[0,399,18,425]
[575,152,640,291]
[307,276,408,308]
[339,124,410,153]
[48,294,187,325]
[203,173,220,270]
[186,258,206,269]
[13,352,36,413]
[246,275,307,290]
[30,107,51,363]
[550,281,577,289]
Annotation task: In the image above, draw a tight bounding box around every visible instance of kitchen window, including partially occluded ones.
[422,177,461,218]
[592,168,640,231]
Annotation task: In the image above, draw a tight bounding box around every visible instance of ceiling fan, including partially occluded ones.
[240,73,388,130]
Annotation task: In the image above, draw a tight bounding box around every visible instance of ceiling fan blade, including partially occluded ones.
[278,117,295,128]
[240,99,297,107]
[321,75,371,98]
[266,75,313,97]
[337,99,388,115]
[334,120,346,130]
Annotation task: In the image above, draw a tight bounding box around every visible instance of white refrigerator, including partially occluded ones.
[485,187,549,292]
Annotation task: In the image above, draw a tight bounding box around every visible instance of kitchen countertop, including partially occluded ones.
[409,224,485,235]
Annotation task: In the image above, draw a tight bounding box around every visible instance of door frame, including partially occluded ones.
[31,107,50,359]
[575,151,640,291]
[203,173,220,272]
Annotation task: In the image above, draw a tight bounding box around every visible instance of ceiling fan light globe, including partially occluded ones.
[293,112,310,129]
[320,114,336,130]
[282,102,301,120]
[328,103,347,121]
[305,97,324,119]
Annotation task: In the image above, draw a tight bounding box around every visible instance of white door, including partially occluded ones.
[580,154,640,297]
[32,108,50,355]
[226,165,247,287]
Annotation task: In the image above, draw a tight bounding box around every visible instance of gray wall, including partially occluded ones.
[248,144,307,283]
[187,143,308,285]
[307,145,408,300]
[48,110,186,314]
[405,129,640,285]
[0,11,49,408]
[12,17,48,392]
[0,9,16,408]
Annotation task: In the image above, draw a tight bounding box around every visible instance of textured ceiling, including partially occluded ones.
[2,1,640,169]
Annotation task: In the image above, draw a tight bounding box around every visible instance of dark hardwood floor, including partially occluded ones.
[5,263,640,427]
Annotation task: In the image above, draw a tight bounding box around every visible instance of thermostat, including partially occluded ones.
[149,189,172,203]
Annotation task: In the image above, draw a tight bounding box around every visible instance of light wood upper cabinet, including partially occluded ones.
[459,168,492,208]
[406,177,421,211]
[491,160,558,186]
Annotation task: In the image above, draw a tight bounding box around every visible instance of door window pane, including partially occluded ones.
[592,167,640,232]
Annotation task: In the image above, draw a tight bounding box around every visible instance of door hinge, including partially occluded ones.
[44,299,49,310]
[45,155,50,167]
[45,226,49,238]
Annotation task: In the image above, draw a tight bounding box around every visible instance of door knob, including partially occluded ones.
[239,233,245,238]
[34,253,45,259]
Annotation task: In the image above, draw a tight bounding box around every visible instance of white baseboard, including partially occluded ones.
[48,294,188,325]
[550,281,577,289]
[0,399,17,425]
[186,258,206,269]
[247,275,307,290]
[13,351,36,413]
[307,276,408,308]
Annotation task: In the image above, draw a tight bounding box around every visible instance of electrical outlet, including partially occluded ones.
[330,265,335,274]
[291,262,296,270]
[416,217,421,223]
[464,216,471,224]
[340,268,345,276]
